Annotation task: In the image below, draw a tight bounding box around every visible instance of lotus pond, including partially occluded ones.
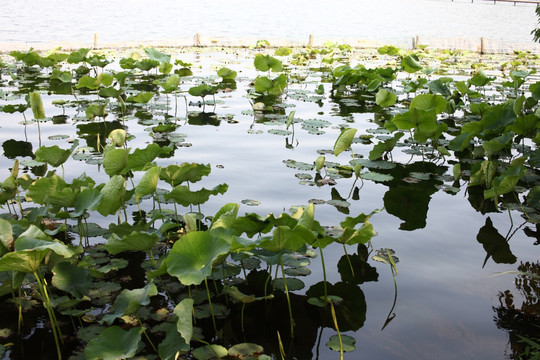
[0,44,539,360]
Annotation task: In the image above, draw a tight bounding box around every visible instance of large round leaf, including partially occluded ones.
[166,231,230,285]
[97,175,126,216]
[52,261,92,298]
[105,231,159,255]
[85,326,143,360]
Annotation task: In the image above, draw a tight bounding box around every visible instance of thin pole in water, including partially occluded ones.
[309,34,314,47]
[480,37,485,54]
[93,33,97,49]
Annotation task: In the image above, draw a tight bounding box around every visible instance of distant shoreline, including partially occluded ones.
[1,35,540,55]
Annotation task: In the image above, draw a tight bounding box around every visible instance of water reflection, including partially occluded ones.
[494,262,540,358]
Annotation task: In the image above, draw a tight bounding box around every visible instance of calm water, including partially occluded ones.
[0,0,538,47]
[0,46,538,358]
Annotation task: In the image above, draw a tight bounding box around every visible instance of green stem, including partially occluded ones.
[137,315,158,352]
[317,240,328,301]
[278,253,295,337]
[33,271,63,360]
[343,244,355,277]
[329,301,343,360]
[204,277,218,333]
[36,118,42,147]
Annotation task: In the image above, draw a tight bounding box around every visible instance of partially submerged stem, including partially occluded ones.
[278,253,295,337]
[329,301,343,360]
[33,271,63,360]
[343,244,355,277]
[204,277,218,333]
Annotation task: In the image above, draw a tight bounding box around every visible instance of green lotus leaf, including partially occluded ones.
[217,67,237,80]
[158,74,180,93]
[105,231,159,255]
[273,277,305,291]
[102,146,129,176]
[360,171,393,182]
[26,175,76,208]
[326,334,356,352]
[0,219,13,252]
[188,84,216,98]
[107,129,126,147]
[469,70,494,87]
[333,127,357,156]
[410,94,447,114]
[158,324,190,360]
[211,203,240,229]
[52,261,92,298]
[124,143,172,174]
[165,183,228,207]
[166,231,231,285]
[97,175,126,216]
[228,343,264,358]
[126,92,153,103]
[29,92,45,119]
[160,163,211,185]
[401,55,422,73]
[0,250,47,273]
[144,47,171,63]
[15,237,74,259]
[375,88,397,108]
[67,48,90,64]
[101,282,158,325]
[85,102,108,119]
[35,145,71,167]
[254,54,283,72]
[134,166,161,202]
[174,298,194,344]
[259,225,314,253]
[85,326,144,360]
[193,344,228,360]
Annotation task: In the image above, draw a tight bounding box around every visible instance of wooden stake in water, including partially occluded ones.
[195,33,201,47]
[480,37,485,55]
[308,34,314,47]
[94,33,97,49]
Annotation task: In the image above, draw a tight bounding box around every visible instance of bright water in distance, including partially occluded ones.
[0,46,537,359]
[0,0,538,46]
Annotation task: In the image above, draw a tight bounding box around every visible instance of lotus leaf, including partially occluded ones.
[166,231,231,285]
[85,326,144,360]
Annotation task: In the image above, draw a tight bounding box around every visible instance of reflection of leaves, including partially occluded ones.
[306,282,366,331]
[382,162,443,231]
[337,244,379,284]
[477,217,516,267]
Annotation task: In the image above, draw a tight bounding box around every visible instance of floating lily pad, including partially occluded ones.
[0,328,12,339]
[273,277,305,291]
[194,303,229,319]
[284,266,312,276]
[327,199,351,208]
[268,129,292,136]
[360,172,394,182]
[228,343,264,358]
[409,172,432,180]
[326,334,356,352]
[299,180,317,186]
[283,159,315,171]
[351,159,396,170]
[247,129,264,134]
[48,134,70,140]
[193,344,228,360]
[241,199,261,206]
[302,119,332,129]
[308,199,326,204]
[295,173,313,180]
